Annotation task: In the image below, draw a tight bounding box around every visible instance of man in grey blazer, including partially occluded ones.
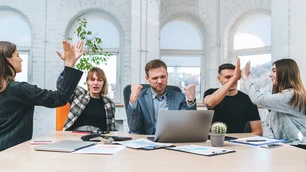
[127,59,197,134]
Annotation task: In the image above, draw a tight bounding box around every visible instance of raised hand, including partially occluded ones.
[242,61,251,79]
[56,40,85,67]
[232,58,241,82]
[130,83,143,104]
[184,84,196,101]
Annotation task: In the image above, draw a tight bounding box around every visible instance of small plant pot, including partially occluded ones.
[210,133,225,147]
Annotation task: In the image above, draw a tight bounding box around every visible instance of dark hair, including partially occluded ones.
[86,67,108,95]
[145,59,167,77]
[272,59,306,114]
[218,63,235,74]
[0,41,17,92]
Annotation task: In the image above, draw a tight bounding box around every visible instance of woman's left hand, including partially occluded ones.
[242,61,251,79]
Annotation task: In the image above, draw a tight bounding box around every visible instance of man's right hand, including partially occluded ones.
[232,58,241,82]
[130,83,143,104]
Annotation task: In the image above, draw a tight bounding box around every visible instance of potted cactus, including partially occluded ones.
[210,122,227,147]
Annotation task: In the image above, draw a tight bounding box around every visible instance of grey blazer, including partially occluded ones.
[126,88,197,134]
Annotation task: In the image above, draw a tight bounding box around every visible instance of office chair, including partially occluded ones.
[244,121,252,133]
[123,84,182,112]
[55,103,70,131]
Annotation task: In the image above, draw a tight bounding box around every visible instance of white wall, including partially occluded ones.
[272,0,306,86]
[0,0,274,138]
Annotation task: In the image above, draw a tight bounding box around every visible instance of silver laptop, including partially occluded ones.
[150,110,214,143]
[34,140,96,152]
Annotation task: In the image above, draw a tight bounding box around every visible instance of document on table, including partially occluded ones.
[73,144,125,155]
[167,145,236,156]
[228,136,282,146]
[113,139,174,150]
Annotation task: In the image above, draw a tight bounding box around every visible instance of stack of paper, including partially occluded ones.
[113,139,174,150]
[73,144,125,155]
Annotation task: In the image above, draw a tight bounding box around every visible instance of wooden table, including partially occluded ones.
[0,132,305,172]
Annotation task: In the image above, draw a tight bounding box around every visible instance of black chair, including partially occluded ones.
[123,84,182,112]
[244,121,252,133]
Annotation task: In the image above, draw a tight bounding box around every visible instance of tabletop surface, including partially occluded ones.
[0,132,305,172]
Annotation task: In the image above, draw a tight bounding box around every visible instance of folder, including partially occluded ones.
[228,136,282,146]
[166,145,236,156]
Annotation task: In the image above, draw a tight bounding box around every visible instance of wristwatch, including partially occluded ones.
[187,98,196,104]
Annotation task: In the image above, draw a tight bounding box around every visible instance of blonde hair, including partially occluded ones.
[86,67,108,95]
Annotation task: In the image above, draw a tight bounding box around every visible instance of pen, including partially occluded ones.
[32,141,53,142]
[246,140,266,142]
[30,141,54,145]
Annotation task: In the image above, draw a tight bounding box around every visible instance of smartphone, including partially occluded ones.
[260,143,283,149]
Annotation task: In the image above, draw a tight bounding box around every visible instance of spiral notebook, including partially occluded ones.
[166,145,235,156]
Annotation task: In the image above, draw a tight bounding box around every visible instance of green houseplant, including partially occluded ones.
[68,18,112,72]
[210,122,227,147]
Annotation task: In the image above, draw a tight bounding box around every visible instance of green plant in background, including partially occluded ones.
[211,122,227,134]
[68,18,112,71]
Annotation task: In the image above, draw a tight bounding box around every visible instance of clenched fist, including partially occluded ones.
[184,84,196,101]
[130,83,143,104]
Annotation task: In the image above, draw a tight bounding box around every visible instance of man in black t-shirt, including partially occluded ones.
[203,63,262,135]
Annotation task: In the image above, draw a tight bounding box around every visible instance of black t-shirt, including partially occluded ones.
[203,88,260,133]
[72,97,107,131]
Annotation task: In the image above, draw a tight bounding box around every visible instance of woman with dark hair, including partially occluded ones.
[240,58,306,145]
[0,40,84,151]
[57,67,116,132]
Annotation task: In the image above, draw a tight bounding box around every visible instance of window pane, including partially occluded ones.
[161,21,202,50]
[234,14,271,50]
[161,56,200,67]
[67,12,120,49]
[15,52,28,82]
[167,67,201,100]
[161,56,201,99]
[0,9,31,46]
[238,54,272,94]
[77,55,117,99]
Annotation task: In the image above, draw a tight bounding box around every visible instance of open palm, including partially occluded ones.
[242,61,251,79]
[57,40,85,61]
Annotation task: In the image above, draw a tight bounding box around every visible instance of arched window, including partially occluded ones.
[66,11,121,102]
[0,9,32,82]
[160,20,203,99]
[232,12,272,93]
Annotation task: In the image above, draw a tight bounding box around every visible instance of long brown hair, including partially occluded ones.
[272,59,306,114]
[0,41,17,92]
[86,67,108,95]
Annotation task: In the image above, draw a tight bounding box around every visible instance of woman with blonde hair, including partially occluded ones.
[0,40,84,151]
[240,58,306,146]
[57,67,116,132]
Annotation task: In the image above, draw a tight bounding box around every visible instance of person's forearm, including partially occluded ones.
[252,130,262,136]
[204,78,236,108]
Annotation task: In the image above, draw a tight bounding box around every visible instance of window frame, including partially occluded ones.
[230,11,272,93]
[229,10,271,62]
[65,13,123,103]
[160,18,206,103]
[17,47,32,82]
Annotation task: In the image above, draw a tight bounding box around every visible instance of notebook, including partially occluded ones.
[150,110,214,143]
[34,140,96,152]
[167,145,236,156]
